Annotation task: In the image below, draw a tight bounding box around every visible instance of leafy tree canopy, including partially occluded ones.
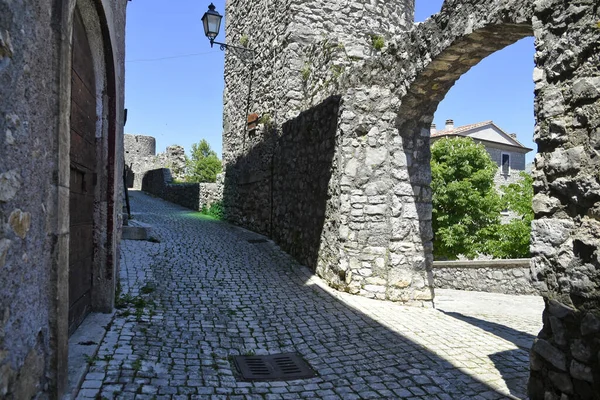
[431,137,502,259]
[479,172,533,259]
[186,139,222,183]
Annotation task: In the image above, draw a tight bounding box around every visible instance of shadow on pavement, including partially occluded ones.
[489,349,531,399]
[439,310,537,350]
[110,192,534,400]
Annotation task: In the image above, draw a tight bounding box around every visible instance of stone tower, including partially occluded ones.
[222,0,415,163]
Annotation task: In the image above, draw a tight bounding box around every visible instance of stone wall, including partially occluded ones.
[223,96,341,272]
[433,259,537,295]
[269,96,341,274]
[527,1,600,398]
[224,1,600,396]
[142,168,223,212]
[0,0,126,396]
[125,134,188,188]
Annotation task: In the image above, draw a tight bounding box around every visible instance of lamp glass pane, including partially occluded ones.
[207,13,221,37]
[202,16,210,37]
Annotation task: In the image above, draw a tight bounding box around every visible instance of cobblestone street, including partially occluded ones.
[77,191,544,400]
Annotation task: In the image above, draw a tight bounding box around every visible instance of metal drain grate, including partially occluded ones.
[233,353,316,381]
[247,238,268,244]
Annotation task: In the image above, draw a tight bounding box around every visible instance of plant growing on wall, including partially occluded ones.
[186,139,222,183]
[371,35,385,51]
[301,62,311,82]
[239,34,249,48]
[258,113,274,129]
[201,200,224,220]
[431,137,502,259]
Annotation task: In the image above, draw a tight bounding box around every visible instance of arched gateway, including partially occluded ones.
[223,0,600,398]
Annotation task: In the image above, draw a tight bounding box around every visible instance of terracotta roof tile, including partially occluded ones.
[431,120,493,137]
[430,120,532,151]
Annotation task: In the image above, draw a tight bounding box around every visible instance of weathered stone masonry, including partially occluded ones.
[223,0,600,398]
[0,0,126,397]
[124,134,188,189]
[433,259,537,295]
[142,168,223,213]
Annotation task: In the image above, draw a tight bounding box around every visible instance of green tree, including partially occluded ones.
[479,172,533,258]
[431,137,502,259]
[186,139,222,183]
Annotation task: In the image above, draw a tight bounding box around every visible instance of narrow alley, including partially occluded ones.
[76,191,543,400]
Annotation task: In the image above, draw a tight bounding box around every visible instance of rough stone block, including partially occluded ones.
[121,226,149,241]
[548,300,576,319]
[363,284,386,293]
[533,339,567,371]
[0,170,21,202]
[580,313,600,336]
[570,360,593,383]
[8,209,31,239]
[548,371,573,394]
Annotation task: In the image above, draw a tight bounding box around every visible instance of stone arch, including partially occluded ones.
[329,0,537,304]
[379,1,600,398]
[389,4,537,297]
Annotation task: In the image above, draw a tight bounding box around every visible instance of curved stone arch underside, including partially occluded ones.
[396,0,535,127]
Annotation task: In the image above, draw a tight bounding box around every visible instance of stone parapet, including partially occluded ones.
[433,259,537,295]
[141,168,222,212]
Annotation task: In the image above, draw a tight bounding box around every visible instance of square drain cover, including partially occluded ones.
[233,353,316,381]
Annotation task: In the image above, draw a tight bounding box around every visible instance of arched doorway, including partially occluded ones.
[69,6,97,334]
[67,0,119,334]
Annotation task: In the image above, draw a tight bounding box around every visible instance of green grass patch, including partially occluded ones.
[200,201,224,220]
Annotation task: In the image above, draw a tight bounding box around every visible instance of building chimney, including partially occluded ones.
[445,119,454,130]
[430,123,437,135]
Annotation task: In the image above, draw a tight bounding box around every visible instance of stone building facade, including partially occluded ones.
[222,0,600,398]
[0,0,126,397]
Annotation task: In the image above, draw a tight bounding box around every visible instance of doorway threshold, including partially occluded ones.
[64,312,114,400]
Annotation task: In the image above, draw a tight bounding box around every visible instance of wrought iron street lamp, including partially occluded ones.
[201,3,222,47]
[202,3,255,57]
[202,3,257,152]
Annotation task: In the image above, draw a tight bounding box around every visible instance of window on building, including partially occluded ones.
[501,153,510,175]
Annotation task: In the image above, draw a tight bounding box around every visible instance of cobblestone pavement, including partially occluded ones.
[77,191,543,400]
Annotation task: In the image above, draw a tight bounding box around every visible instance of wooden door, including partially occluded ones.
[69,9,97,335]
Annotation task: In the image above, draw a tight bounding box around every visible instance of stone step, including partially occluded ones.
[121,220,152,241]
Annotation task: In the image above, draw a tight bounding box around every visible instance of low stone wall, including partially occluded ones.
[433,259,537,295]
[141,168,223,212]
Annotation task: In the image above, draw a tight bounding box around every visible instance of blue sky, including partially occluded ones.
[125,0,536,163]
